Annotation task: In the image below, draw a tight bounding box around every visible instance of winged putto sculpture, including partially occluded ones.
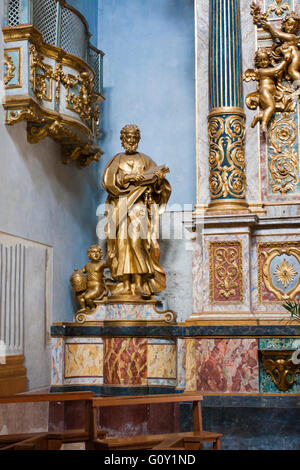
[243,3,300,134]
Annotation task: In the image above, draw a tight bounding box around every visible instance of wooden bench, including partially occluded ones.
[86,392,222,450]
[0,392,106,450]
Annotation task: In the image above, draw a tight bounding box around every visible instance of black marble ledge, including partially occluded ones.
[49,385,300,407]
[201,394,300,408]
[51,324,300,338]
[50,385,181,396]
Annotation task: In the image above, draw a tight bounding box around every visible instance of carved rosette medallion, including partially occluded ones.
[258,243,300,302]
[208,113,246,201]
[209,241,243,303]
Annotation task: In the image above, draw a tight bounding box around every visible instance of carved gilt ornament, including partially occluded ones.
[208,114,246,200]
[267,0,291,17]
[260,350,300,391]
[209,241,243,303]
[260,247,300,301]
[268,112,298,194]
[4,52,15,85]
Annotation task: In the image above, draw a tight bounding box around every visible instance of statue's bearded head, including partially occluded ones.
[120,125,141,154]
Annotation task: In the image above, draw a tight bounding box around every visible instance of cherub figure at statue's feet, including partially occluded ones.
[70,245,109,313]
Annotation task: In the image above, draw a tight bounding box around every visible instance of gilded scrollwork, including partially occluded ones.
[4,52,16,85]
[27,120,75,145]
[208,114,246,199]
[153,304,176,324]
[244,3,299,135]
[65,72,100,123]
[26,118,101,168]
[62,145,102,168]
[267,112,298,193]
[209,241,243,303]
[30,45,53,101]
[6,107,42,126]
[29,45,101,129]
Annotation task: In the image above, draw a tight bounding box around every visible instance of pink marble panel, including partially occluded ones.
[195,339,259,392]
[104,338,147,385]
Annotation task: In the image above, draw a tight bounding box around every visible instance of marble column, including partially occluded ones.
[206,0,249,213]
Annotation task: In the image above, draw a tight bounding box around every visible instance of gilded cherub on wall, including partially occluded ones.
[259,8,300,84]
[244,3,299,134]
[70,244,109,314]
[244,48,292,133]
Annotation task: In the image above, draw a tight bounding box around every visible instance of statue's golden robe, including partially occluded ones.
[102,152,171,295]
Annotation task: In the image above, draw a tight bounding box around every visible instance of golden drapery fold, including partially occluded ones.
[102,152,171,295]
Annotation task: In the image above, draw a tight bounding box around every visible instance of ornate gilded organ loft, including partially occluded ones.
[1,0,300,451]
[3,0,104,167]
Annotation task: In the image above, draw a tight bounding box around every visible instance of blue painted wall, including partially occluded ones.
[67,0,99,46]
[97,0,196,207]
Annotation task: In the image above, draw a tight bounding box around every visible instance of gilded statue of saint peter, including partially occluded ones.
[102,125,171,299]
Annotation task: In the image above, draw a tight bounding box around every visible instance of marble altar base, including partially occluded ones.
[74,301,176,326]
[50,323,300,395]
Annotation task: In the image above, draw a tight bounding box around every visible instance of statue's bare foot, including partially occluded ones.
[122,285,132,295]
[111,283,123,295]
[112,282,131,295]
[134,285,149,297]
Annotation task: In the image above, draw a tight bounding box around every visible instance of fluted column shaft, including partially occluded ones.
[207,0,248,212]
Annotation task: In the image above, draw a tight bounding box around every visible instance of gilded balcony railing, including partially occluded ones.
[3,0,104,168]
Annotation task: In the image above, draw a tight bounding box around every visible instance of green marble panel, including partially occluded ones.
[258,338,300,350]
